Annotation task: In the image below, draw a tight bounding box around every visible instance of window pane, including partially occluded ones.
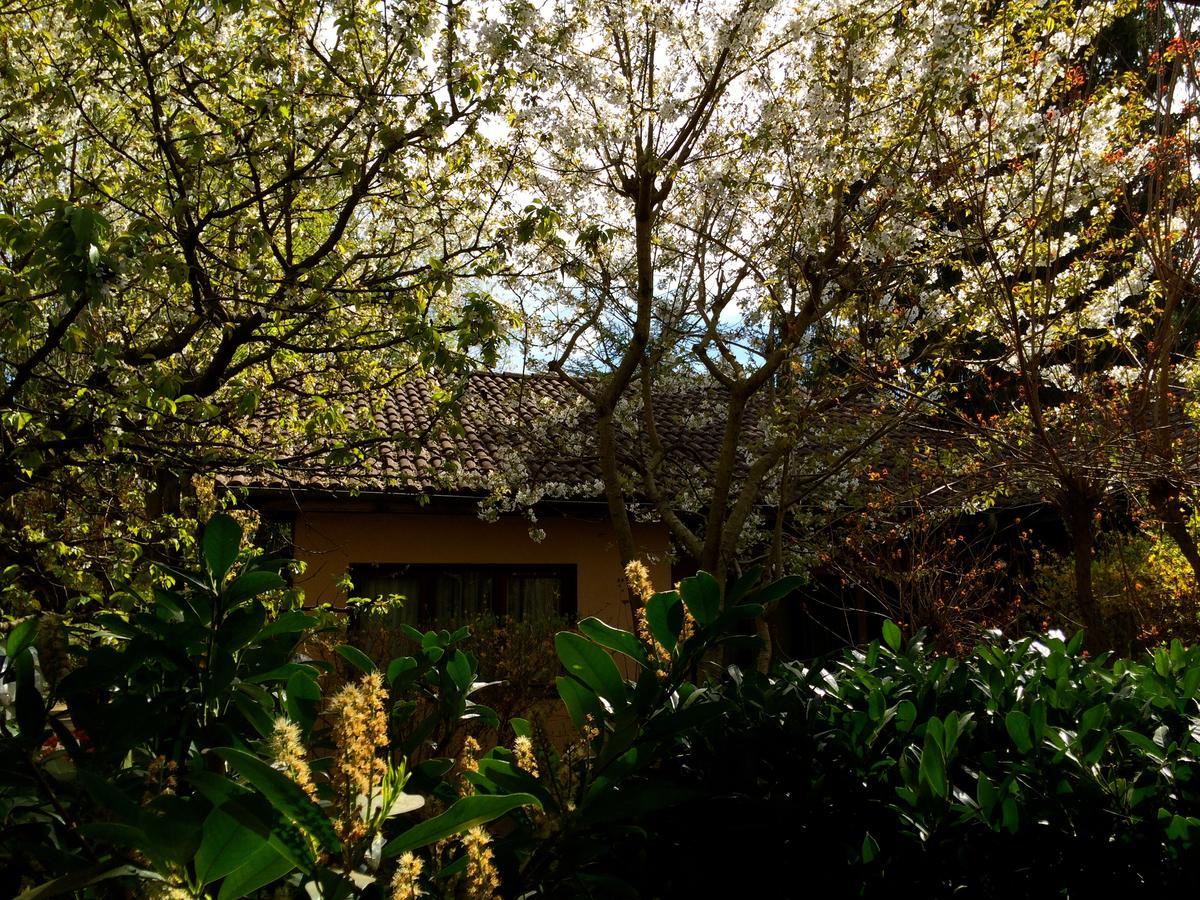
[510,575,562,622]
[434,571,495,621]
[358,573,421,626]
[349,563,574,627]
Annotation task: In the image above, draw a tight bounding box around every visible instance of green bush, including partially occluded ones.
[8,524,1200,897]
[1033,530,1200,653]
[0,514,537,898]
[571,626,1200,896]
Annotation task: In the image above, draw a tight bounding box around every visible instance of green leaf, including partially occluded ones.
[257,611,319,641]
[555,632,627,705]
[217,843,294,900]
[286,670,320,734]
[1005,710,1033,753]
[556,675,602,730]
[976,773,999,815]
[12,652,45,740]
[741,575,803,608]
[679,572,720,626]
[724,603,764,621]
[644,591,684,651]
[203,514,243,586]
[726,566,763,606]
[577,618,647,664]
[196,805,270,886]
[1067,630,1085,656]
[233,689,276,739]
[399,624,426,644]
[79,823,156,858]
[1002,797,1019,832]
[882,620,902,652]
[226,570,286,606]
[5,617,38,660]
[15,865,140,900]
[387,656,419,685]
[335,644,377,674]
[76,770,140,821]
[861,832,879,863]
[919,730,947,797]
[219,602,267,652]
[1118,729,1163,757]
[446,649,473,691]
[212,747,340,855]
[381,793,540,857]
[216,795,315,876]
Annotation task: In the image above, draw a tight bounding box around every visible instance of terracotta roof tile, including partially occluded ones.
[228,371,897,501]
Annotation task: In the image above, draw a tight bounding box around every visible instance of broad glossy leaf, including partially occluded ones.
[577,618,646,664]
[1005,710,1033,753]
[257,611,319,641]
[919,730,947,797]
[196,804,270,886]
[203,514,243,586]
[5,617,38,660]
[226,570,286,606]
[726,566,763,606]
[14,865,140,900]
[446,649,473,691]
[741,575,803,608]
[219,602,267,652]
[679,572,720,626]
[216,843,294,900]
[556,675,603,730]
[555,632,627,704]
[387,656,420,685]
[335,644,376,674]
[12,652,45,740]
[643,591,684,652]
[882,620,902,652]
[285,670,320,734]
[212,747,340,855]
[381,793,540,857]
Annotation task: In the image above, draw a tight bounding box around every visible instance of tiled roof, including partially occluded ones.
[228,370,954,513]
[229,371,732,497]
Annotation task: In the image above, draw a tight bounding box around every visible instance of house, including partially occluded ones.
[234,369,1013,656]
[236,372,675,634]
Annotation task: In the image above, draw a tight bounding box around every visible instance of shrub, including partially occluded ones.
[8,522,1200,898]
[575,627,1200,895]
[343,602,565,737]
[1034,529,1200,653]
[0,515,538,898]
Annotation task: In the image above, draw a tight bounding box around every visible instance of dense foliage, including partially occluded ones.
[595,628,1200,895]
[2,0,1200,654]
[0,515,539,898]
[5,0,1200,893]
[5,521,1200,896]
[0,0,520,610]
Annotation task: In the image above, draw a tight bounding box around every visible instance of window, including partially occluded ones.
[348,563,577,627]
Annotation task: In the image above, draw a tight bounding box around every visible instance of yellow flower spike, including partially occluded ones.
[458,735,481,794]
[461,826,501,899]
[390,852,424,900]
[513,734,539,777]
[268,717,316,799]
[329,672,390,846]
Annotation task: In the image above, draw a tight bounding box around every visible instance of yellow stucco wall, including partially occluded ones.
[292,508,672,634]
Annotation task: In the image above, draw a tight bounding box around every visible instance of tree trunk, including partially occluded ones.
[1062,491,1105,648]
[1148,478,1200,590]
